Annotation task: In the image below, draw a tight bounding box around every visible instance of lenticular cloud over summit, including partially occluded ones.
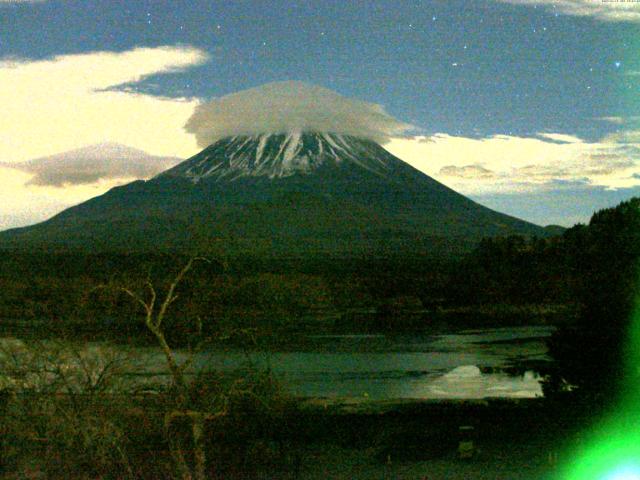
[185,81,412,147]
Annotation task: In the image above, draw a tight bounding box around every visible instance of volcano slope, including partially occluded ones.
[0,132,548,260]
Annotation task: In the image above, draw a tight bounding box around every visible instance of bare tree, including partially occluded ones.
[110,256,222,480]
[0,340,136,478]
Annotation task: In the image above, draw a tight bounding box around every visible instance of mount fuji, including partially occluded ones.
[0,130,548,259]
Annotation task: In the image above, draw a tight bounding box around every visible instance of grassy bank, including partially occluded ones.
[0,393,589,479]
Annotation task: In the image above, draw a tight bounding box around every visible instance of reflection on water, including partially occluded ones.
[130,326,553,400]
[279,364,542,400]
[422,365,541,399]
[0,326,553,400]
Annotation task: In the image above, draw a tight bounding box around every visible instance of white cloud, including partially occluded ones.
[0,45,207,230]
[495,0,640,22]
[385,130,640,194]
[2,142,181,187]
[596,116,627,125]
[0,45,207,164]
[603,129,640,143]
[185,80,412,147]
[594,116,640,126]
[536,133,583,143]
[438,164,497,180]
[0,145,184,230]
[0,166,115,231]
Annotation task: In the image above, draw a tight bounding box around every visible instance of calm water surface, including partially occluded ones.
[126,326,553,400]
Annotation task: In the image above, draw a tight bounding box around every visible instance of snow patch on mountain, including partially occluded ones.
[159,132,396,182]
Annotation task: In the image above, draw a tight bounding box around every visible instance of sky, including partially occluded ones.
[0,0,639,229]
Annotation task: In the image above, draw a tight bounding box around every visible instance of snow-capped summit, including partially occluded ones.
[159,132,395,183]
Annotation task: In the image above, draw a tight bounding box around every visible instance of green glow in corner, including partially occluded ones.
[559,424,640,479]
[558,303,640,480]
[604,466,640,480]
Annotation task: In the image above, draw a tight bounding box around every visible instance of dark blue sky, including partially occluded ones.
[2,0,635,139]
[1,0,639,226]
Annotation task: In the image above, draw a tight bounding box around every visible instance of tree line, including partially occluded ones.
[0,198,638,403]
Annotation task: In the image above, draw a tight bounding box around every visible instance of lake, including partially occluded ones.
[122,325,554,401]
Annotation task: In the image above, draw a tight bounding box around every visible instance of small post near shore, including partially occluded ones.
[458,425,475,459]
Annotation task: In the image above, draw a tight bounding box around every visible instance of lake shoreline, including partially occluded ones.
[0,326,553,401]
[278,395,587,479]
[0,303,571,348]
